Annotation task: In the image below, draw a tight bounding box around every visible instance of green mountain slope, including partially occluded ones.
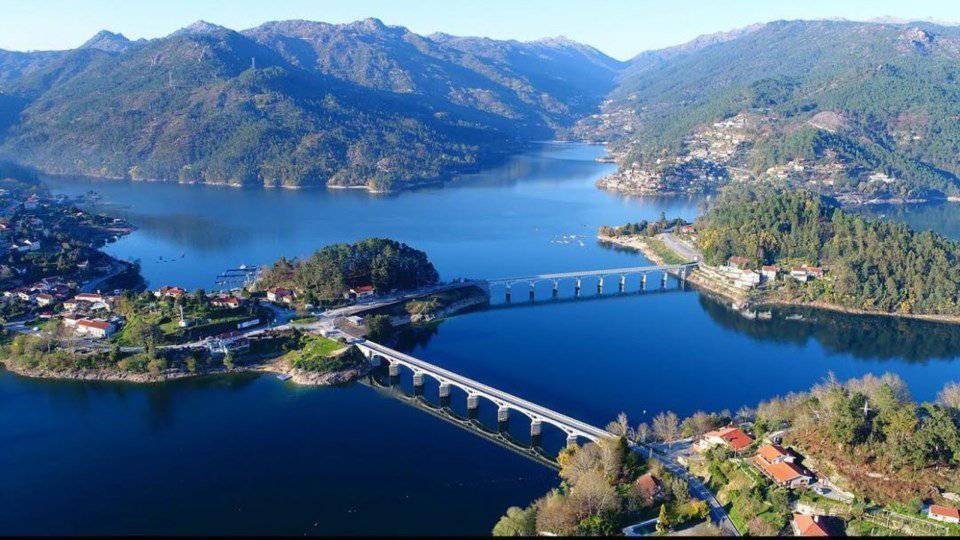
[0,19,620,191]
[580,20,960,202]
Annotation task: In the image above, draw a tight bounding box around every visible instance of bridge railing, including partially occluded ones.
[358,340,612,440]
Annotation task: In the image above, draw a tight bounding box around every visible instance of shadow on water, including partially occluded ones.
[362,372,561,471]
[699,293,960,363]
[7,371,262,431]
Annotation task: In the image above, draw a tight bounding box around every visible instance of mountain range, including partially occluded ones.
[3,17,960,198]
[0,18,621,191]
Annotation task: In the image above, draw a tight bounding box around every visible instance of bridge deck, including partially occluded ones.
[358,340,611,440]
[486,263,696,285]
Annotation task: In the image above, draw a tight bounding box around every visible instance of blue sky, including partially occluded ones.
[2,0,959,59]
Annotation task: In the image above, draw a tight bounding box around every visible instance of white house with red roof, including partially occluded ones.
[929,504,960,524]
[73,319,116,339]
[791,513,832,536]
[345,284,376,300]
[696,426,754,453]
[753,444,813,488]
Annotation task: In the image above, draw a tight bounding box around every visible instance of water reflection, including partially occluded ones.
[699,293,960,363]
[855,202,960,241]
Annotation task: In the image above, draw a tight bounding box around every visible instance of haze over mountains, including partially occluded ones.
[2,17,960,197]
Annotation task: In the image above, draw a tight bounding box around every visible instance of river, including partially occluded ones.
[5,143,960,534]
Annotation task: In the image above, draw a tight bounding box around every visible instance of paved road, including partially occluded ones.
[645,440,740,536]
[659,232,702,263]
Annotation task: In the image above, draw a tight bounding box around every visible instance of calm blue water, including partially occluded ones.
[4,143,960,534]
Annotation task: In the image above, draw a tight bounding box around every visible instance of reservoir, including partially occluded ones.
[5,143,960,534]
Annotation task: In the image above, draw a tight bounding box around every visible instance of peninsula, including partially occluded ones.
[601,185,960,324]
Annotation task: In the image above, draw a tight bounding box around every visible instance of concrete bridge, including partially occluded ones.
[484,263,697,301]
[355,340,612,446]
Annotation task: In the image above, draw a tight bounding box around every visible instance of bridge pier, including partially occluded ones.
[641,273,647,290]
[597,276,604,294]
[566,433,579,448]
[439,382,451,407]
[574,278,581,297]
[498,405,510,432]
[552,280,559,298]
[619,274,626,293]
[467,394,479,419]
[529,282,535,301]
[388,361,401,377]
[531,420,543,447]
[413,371,425,395]
[505,285,511,303]
[661,272,668,288]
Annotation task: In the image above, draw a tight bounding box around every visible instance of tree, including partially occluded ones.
[635,422,652,443]
[666,474,691,505]
[492,506,537,536]
[223,350,235,370]
[656,504,671,534]
[938,382,960,410]
[653,411,681,445]
[682,411,722,437]
[567,470,618,520]
[127,318,161,349]
[606,412,632,438]
[535,493,578,536]
[364,314,395,342]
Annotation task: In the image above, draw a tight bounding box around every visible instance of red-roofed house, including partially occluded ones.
[696,426,754,453]
[929,504,960,524]
[73,319,116,339]
[756,444,794,464]
[266,287,295,305]
[753,444,812,488]
[634,473,663,503]
[792,514,831,536]
[345,285,376,301]
[211,296,243,309]
[154,286,186,299]
[754,457,813,488]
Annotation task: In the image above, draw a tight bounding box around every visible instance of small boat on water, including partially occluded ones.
[276,373,292,381]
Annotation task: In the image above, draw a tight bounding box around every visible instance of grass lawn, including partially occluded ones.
[282,334,355,373]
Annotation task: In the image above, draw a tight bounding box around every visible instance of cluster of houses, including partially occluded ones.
[691,424,960,534]
[4,276,77,308]
[60,292,122,339]
[718,257,825,290]
[693,426,829,535]
[264,284,375,307]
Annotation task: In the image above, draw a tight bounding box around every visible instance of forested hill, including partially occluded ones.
[0,19,621,191]
[697,185,960,316]
[577,19,960,202]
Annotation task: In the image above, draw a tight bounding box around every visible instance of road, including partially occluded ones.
[659,232,702,263]
[645,440,740,536]
[81,259,131,293]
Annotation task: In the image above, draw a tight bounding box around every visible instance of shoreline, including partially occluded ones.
[599,233,960,326]
[0,355,370,387]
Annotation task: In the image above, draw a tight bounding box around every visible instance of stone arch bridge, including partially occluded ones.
[356,340,611,446]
